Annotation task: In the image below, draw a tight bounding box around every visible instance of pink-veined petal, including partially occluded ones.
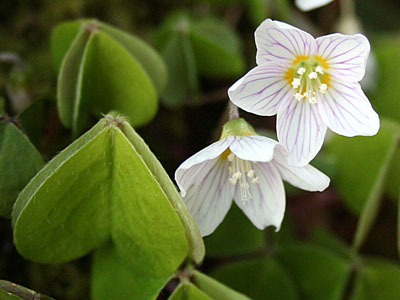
[228,65,292,116]
[177,158,235,236]
[234,162,285,231]
[272,145,330,191]
[255,19,316,67]
[229,135,278,162]
[295,0,334,11]
[277,98,327,166]
[316,33,370,82]
[176,136,233,173]
[317,80,380,137]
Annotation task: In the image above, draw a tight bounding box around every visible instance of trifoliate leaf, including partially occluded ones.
[54,20,165,135]
[0,122,44,218]
[92,243,172,300]
[51,20,167,93]
[12,114,193,277]
[276,242,351,300]
[210,258,298,300]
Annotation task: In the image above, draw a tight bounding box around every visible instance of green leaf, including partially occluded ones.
[325,119,400,251]
[210,258,298,300]
[353,121,400,251]
[50,20,82,71]
[51,20,167,93]
[12,115,188,277]
[276,243,351,300]
[169,283,212,300]
[0,280,55,300]
[97,21,167,93]
[155,12,245,107]
[57,25,92,129]
[56,20,159,135]
[81,30,158,133]
[17,99,46,148]
[372,36,400,123]
[189,17,245,79]
[0,122,44,218]
[385,147,400,200]
[158,30,199,108]
[92,243,172,300]
[120,120,204,263]
[351,258,400,300]
[204,204,265,257]
[192,270,250,300]
[310,227,352,260]
[247,0,269,26]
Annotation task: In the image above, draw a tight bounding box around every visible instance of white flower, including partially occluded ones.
[295,0,334,11]
[228,19,380,166]
[175,119,330,236]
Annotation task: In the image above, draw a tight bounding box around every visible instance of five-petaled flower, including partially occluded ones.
[228,19,380,166]
[175,118,330,236]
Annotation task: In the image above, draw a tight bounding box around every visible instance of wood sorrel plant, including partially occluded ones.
[1,2,400,299]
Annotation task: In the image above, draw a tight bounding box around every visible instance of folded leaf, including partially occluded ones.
[98,22,167,93]
[54,20,165,134]
[12,115,192,277]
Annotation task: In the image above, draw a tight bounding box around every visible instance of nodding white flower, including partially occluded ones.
[295,0,334,11]
[175,118,330,236]
[228,19,380,166]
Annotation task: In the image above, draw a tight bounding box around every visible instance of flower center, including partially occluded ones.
[287,57,330,104]
[227,153,259,204]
